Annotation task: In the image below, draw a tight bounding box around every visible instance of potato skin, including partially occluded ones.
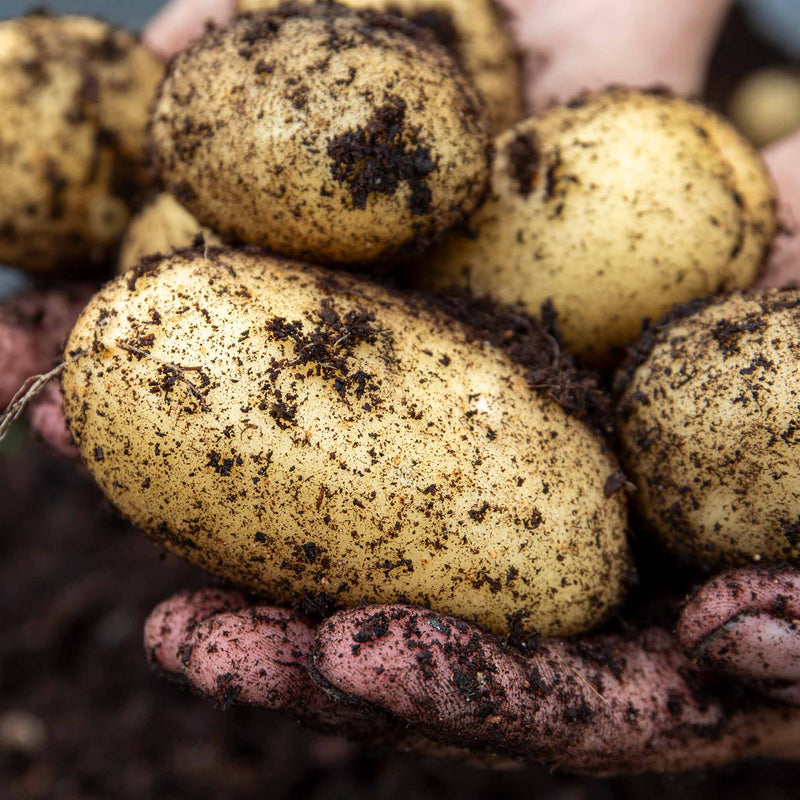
[150,7,490,264]
[0,13,162,273]
[117,193,221,273]
[235,0,521,133]
[616,291,800,568]
[417,89,777,364]
[62,249,630,636]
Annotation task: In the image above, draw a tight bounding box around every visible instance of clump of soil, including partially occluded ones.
[428,290,613,435]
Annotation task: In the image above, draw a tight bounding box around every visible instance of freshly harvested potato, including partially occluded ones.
[616,290,800,568]
[61,249,630,636]
[0,12,162,273]
[150,5,490,265]
[235,0,522,132]
[417,89,777,364]
[117,194,221,273]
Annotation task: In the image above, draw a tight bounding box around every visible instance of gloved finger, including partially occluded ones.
[27,382,78,460]
[145,592,405,736]
[144,592,516,764]
[177,604,449,745]
[311,605,800,775]
[144,587,249,673]
[144,0,235,60]
[678,566,800,703]
[0,289,89,408]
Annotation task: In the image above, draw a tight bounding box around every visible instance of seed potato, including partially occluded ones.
[117,193,221,274]
[61,249,630,636]
[0,13,162,273]
[149,5,490,265]
[235,0,522,133]
[416,89,777,364]
[616,290,800,568]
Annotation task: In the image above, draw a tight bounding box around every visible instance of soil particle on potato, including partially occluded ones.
[603,471,628,499]
[261,294,388,407]
[507,131,540,198]
[711,315,767,355]
[574,639,626,678]
[327,95,436,215]
[426,290,613,434]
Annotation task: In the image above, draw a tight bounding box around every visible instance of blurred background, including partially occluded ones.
[0,0,162,27]
[2,2,800,799]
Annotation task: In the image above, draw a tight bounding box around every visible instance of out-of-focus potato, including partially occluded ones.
[149,5,490,265]
[235,0,522,132]
[417,89,777,364]
[617,290,800,568]
[730,69,800,148]
[61,248,631,637]
[117,194,221,274]
[0,13,162,273]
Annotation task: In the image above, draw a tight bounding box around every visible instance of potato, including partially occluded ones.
[235,0,522,133]
[616,290,800,568]
[0,12,162,273]
[61,248,630,636]
[416,89,777,364]
[730,69,800,148]
[149,5,490,265]
[117,194,221,274]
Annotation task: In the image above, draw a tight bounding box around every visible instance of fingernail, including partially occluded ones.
[696,611,800,682]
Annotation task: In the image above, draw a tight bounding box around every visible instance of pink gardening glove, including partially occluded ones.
[0,288,89,459]
[144,588,800,775]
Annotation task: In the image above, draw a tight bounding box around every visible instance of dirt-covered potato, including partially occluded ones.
[616,290,800,568]
[235,0,521,133]
[117,194,221,274]
[61,249,630,636]
[149,5,490,265]
[0,12,162,273]
[417,89,777,364]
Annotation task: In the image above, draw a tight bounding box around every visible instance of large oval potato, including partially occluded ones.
[61,249,630,636]
[117,193,221,274]
[235,0,522,133]
[149,6,490,264]
[617,291,800,568]
[417,89,777,364]
[0,13,162,273]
